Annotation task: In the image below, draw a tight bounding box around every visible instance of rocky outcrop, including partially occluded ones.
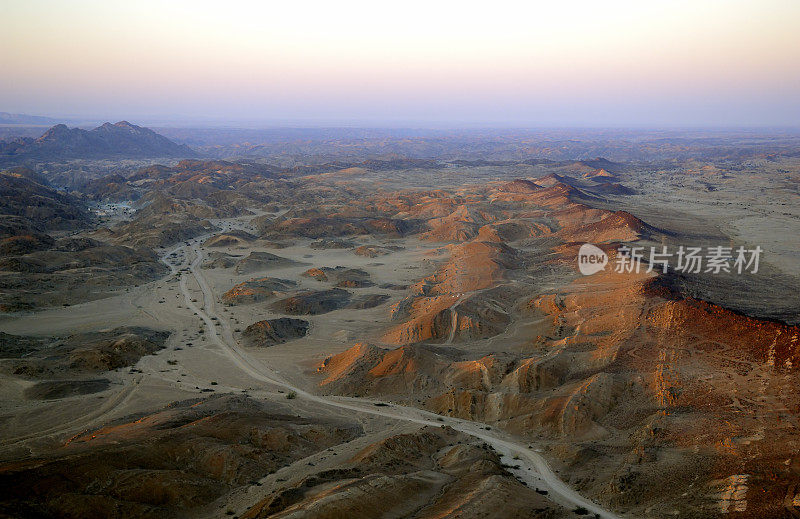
[272,289,352,315]
[234,251,304,275]
[222,277,296,305]
[203,230,257,247]
[202,251,241,269]
[302,266,373,287]
[242,318,309,346]
[1,327,170,380]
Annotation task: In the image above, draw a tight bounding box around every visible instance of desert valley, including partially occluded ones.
[3,1,800,516]
[0,122,798,518]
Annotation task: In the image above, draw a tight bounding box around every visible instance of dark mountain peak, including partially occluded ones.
[97,120,136,129]
[97,121,138,131]
[37,124,70,141]
[93,121,155,139]
[1,121,197,163]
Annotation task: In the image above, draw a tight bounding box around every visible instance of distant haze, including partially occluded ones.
[2,0,800,127]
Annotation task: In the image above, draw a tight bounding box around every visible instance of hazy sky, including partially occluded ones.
[2,0,800,127]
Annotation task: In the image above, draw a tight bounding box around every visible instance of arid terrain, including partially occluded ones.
[1,126,799,518]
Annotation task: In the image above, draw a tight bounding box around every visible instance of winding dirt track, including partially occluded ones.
[0,234,620,517]
[180,239,620,519]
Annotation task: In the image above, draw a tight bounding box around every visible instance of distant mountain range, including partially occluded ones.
[0,121,196,163]
[0,112,65,125]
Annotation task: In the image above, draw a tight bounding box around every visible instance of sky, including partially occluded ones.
[2,0,800,127]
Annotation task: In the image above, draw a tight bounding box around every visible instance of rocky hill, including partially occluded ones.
[0,121,196,163]
[0,167,91,233]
